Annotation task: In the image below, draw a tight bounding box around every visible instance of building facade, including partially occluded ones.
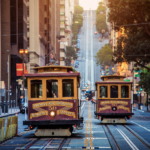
[50,0,60,65]
[0,0,1,81]
[0,0,27,101]
[60,0,74,66]
[27,0,47,72]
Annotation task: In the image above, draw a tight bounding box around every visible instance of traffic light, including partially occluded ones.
[140,88,143,91]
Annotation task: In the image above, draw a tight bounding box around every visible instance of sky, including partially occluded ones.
[79,0,101,10]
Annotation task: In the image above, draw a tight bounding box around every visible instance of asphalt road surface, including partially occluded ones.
[76,10,109,90]
[1,101,150,150]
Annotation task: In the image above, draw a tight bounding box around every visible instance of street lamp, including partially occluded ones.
[19,49,28,98]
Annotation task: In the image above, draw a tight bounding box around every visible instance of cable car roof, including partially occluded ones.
[25,66,80,77]
[33,66,74,73]
[95,75,132,84]
[101,75,125,81]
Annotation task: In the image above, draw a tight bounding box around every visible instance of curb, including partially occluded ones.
[0,111,20,118]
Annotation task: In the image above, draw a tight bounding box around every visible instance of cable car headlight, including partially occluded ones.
[50,111,56,117]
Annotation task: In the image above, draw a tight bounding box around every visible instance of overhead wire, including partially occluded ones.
[115,22,150,27]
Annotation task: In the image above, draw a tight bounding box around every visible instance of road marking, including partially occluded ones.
[74,131,104,133]
[131,121,150,132]
[81,102,85,110]
[116,126,139,150]
[62,146,111,149]
[89,102,93,148]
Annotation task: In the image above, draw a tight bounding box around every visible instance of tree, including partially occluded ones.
[96,4,106,15]
[72,11,83,44]
[95,44,113,66]
[96,14,108,33]
[65,46,78,66]
[139,66,150,95]
[108,0,150,71]
[96,3,107,34]
[74,5,84,14]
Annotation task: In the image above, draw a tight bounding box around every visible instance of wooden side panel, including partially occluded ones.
[28,100,78,121]
[97,99,131,114]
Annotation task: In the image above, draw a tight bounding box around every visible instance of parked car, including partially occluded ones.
[75,62,79,68]
[75,61,79,65]
[91,96,96,103]
[76,53,79,57]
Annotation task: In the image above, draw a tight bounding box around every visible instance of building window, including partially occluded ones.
[27,8,29,16]
[110,86,118,98]
[27,38,29,47]
[31,80,42,98]
[121,86,129,98]
[62,79,74,97]
[46,80,58,98]
[99,86,107,98]
[45,18,47,24]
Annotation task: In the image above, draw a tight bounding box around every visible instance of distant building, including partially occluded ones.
[50,0,61,66]
[0,0,27,100]
[27,0,52,72]
[60,0,74,66]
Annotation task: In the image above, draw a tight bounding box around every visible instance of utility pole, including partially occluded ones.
[7,50,10,105]
[23,54,24,98]
[132,62,134,111]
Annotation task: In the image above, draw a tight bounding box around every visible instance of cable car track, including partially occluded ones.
[104,125,150,150]
[17,138,67,150]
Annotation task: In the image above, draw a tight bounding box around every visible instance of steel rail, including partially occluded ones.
[124,125,150,149]
[104,125,121,150]
[58,138,67,150]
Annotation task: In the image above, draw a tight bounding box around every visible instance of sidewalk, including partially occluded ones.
[0,107,20,118]
[133,103,150,112]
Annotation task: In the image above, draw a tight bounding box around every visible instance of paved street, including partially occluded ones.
[1,102,150,149]
[76,10,108,90]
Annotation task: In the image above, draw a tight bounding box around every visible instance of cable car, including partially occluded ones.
[94,75,134,123]
[23,66,83,136]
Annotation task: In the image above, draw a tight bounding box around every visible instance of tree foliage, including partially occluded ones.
[139,66,150,95]
[72,7,84,44]
[96,14,108,33]
[95,44,113,66]
[74,5,84,14]
[65,46,77,66]
[108,0,150,71]
[96,5,106,15]
[96,3,107,33]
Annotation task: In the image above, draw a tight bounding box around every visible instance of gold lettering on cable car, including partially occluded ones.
[99,101,130,112]
[32,101,73,109]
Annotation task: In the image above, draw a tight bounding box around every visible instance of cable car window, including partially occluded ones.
[100,86,107,98]
[121,86,129,98]
[62,79,74,97]
[110,86,118,98]
[31,80,42,98]
[47,80,58,98]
